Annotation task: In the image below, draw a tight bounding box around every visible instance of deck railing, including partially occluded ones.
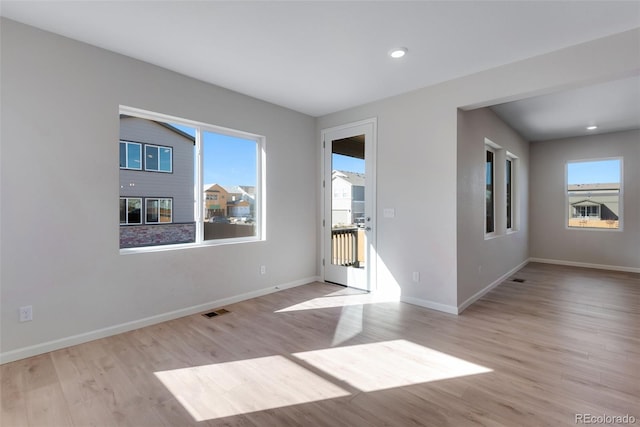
[331,227,360,267]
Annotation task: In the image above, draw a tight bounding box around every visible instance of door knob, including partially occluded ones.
[365,226,372,231]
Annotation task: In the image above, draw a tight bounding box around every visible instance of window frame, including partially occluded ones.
[144,144,173,173]
[120,197,142,225]
[145,198,173,224]
[572,205,600,219]
[484,143,497,238]
[505,151,518,233]
[565,157,623,232]
[119,105,266,253]
[119,141,142,170]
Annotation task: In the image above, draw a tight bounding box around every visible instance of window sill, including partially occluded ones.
[485,229,519,240]
[566,226,623,232]
[120,236,264,255]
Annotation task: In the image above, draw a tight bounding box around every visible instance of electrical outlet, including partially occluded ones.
[260,265,266,275]
[412,272,420,283]
[19,305,33,322]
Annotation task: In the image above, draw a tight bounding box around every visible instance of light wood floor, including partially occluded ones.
[2,263,639,426]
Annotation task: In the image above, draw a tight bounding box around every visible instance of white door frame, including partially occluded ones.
[321,118,377,291]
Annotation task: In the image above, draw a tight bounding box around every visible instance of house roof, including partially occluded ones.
[223,185,256,198]
[204,183,226,193]
[239,186,256,196]
[120,115,195,143]
[333,170,365,187]
[571,200,603,207]
[568,183,620,191]
[223,185,244,195]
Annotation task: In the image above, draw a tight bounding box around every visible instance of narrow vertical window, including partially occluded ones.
[146,146,159,171]
[146,198,172,223]
[505,158,513,230]
[486,149,495,234]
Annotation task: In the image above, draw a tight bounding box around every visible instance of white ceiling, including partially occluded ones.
[2,1,640,139]
[490,75,640,141]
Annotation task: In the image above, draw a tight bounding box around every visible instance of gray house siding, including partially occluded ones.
[351,185,365,220]
[120,117,195,248]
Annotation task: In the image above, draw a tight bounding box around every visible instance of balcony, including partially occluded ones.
[331,226,365,268]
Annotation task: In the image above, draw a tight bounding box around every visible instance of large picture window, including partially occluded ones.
[119,106,264,251]
[567,158,622,230]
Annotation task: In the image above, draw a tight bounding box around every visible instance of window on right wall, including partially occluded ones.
[485,148,495,235]
[506,152,517,232]
[567,158,622,230]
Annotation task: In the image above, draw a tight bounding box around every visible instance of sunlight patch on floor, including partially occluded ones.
[331,303,364,346]
[275,290,398,313]
[293,339,492,392]
[154,355,349,421]
[155,340,491,421]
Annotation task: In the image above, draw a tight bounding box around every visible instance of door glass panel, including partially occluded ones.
[331,135,365,269]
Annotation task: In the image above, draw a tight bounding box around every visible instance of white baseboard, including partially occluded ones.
[528,258,640,273]
[0,276,320,365]
[400,295,459,315]
[457,259,530,314]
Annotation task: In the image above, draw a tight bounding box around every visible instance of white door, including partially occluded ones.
[322,119,376,291]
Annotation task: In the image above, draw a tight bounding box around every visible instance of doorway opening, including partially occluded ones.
[322,119,376,291]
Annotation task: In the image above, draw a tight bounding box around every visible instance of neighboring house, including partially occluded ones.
[224,185,256,218]
[227,199,251,217]
[204,184,229,218]
[331,170,365,227]
[568,183,620,221]
[203,184,256,219]
[119,116,195,248]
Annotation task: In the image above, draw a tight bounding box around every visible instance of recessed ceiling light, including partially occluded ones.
[586,125,598,130]
[389,47,408,59]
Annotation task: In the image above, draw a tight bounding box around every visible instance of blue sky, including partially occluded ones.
[333,154,365,174]
[173,123,367,185]
[567,159,621,185]
[171,123,618,186]
[171,123,257,186]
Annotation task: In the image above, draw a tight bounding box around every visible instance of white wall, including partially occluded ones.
[0,19,318,362]
[457,108,530,309]
[2,19,639,362]
[530,130,640,270]
[317,28,639,312]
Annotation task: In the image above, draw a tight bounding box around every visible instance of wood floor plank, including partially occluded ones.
[1,263,638,426]
[21,354,75,427]
[0,359,29,427]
